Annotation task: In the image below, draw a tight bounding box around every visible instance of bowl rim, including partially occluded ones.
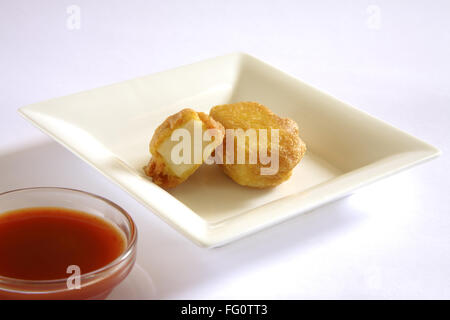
[0,187,137,287]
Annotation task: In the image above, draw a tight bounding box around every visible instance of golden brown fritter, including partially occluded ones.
[210,102,306,188]
[144,108,225,188]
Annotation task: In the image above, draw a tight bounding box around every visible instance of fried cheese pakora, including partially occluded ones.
[210,102,306,188]
[144,108,225,188]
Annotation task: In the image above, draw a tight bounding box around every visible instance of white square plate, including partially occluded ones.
[19,53,440,247]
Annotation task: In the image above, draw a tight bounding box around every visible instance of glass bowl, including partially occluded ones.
[0,187,137,300]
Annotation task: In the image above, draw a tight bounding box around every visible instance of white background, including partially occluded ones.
[0,0,449,299]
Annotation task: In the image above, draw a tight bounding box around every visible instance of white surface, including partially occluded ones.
[19,52,439,247]
[0,0,449,298]
[107,264,156,300]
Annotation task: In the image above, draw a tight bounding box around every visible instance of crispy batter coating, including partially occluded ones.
[144,108,225,188]
[210,102,307,188]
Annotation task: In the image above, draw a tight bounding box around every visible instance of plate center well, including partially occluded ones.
[168,152,342,224]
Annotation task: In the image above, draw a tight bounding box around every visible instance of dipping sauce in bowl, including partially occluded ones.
[0,188,137,300]
[0,207,126,280]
